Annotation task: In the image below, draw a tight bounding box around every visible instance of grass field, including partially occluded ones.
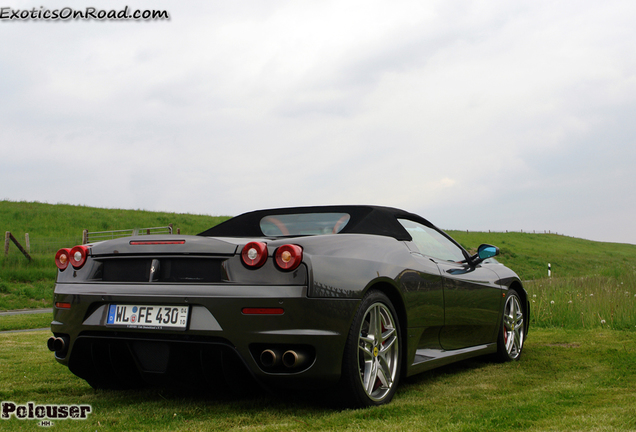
[447,229,636,281]
[0,200,229,311]
[0,329,634,431]
[2,201,636,430]
[0,313,50,332]
[0,200,226,248]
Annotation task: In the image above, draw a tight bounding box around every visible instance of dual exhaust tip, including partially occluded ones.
[47,336,67,353]
[260,348,307,369]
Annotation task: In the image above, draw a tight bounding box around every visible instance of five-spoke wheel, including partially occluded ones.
[341,291,401,407]
[497,289,525,361]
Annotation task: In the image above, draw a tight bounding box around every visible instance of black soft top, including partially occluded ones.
[198,205,435,241]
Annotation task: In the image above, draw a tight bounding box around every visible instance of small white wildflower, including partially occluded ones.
[568,300,573,304]
[533,294,537,298]
[532,300,535,303]
[590,294,594,297]
[601,319,606,324]
[550,300,555,305]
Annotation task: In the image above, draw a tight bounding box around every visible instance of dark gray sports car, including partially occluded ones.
[49,205,528,407]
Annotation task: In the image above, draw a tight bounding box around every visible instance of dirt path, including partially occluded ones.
[0,327,49,333]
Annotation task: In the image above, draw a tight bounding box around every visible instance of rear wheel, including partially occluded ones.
[340,291,401,408]
[496,289,525,361]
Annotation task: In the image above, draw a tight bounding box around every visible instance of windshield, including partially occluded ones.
[260,213,350,236]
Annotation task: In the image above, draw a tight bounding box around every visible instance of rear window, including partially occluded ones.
[260,213,350,236]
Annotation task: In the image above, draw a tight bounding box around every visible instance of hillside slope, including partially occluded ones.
[2,201,635,282]
[448,230,636,280]
[0,200,229,240]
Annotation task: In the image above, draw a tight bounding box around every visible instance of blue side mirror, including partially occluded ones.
[477,244,499,260]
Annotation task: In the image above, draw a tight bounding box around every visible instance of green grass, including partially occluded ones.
[0,201,230,311]
[447,230,636,281]
[4,200,635,281]
[526,272,636,331]
[2,201,636,333]
[0,280,53,311]
[0,200,227,243]
[0,313,51,332]
[2,202,636,428]
[0,313,53,331]
[0,329,634,431]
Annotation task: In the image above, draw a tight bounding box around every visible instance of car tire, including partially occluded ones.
[340,290,402,408]
[496,289,525,361]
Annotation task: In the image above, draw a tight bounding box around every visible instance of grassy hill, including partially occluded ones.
[1,201,635,330]
[2,200,634,280]
[0,201,230,310]
[447,230,636,281]
[0,200,228,245]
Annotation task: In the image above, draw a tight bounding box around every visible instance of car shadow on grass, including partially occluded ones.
[399,356,495,388]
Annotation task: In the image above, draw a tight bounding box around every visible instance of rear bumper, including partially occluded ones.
[51,282,359,388]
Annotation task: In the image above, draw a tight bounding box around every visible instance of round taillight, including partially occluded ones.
[69,245,89,269]
[55,248,71,271]
[274,244,303,271]
[241,242,268,268]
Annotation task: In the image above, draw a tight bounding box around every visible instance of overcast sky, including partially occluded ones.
[1,0,635,244]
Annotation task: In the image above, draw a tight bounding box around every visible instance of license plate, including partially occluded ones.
[106,304,189,330]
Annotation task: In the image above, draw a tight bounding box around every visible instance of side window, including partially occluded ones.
[398,219,466,262]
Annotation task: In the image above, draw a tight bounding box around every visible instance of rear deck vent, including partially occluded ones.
[99,258,223,283]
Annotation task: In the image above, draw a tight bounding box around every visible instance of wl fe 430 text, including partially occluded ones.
[49,206,529,408]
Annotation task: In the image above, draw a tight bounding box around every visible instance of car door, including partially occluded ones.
[398,219,503,351]
[433,260,502,350]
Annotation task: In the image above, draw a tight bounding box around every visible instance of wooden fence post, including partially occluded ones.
[4,232,32,261]
[25,233,30,253]
[169,223,173,234]
[82,229,88,245]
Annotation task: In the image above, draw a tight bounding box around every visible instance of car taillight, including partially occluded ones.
[69,245,89,269]
[274,244,303,271]
[55,248,71,271]
[241,242,268,268]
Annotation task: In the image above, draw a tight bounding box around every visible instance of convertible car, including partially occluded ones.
[49,205,528,407]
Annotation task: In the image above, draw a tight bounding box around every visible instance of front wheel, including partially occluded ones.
[340,291,402,408]
[496,289,525,361]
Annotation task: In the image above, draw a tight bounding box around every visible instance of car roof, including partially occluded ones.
[198,205,435,241]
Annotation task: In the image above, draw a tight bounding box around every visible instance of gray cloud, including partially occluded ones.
[1,0,635,244]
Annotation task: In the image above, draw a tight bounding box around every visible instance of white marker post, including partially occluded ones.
[548,263,551,277]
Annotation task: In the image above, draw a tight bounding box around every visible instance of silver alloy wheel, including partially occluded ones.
[503,293,524,359]
[357,302,399,402]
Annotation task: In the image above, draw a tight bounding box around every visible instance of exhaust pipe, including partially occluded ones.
[47,337,66,352]
[282,350,307,368]
[260,349,280,368]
